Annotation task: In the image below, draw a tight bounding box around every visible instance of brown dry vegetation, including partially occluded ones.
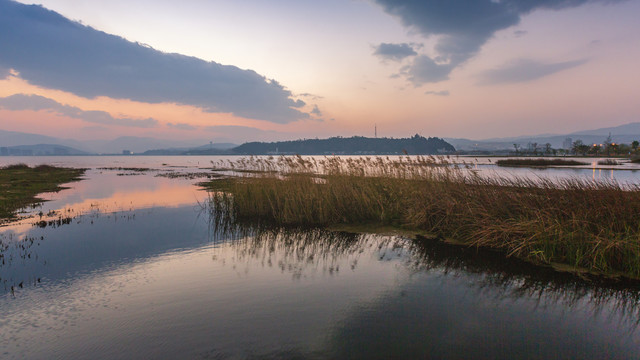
[208,156,640,279]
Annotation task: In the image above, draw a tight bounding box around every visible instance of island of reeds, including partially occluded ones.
[207,156,640,279]
[495,158,588,167]
[0,164,85,221]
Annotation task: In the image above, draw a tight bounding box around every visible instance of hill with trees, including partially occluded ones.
[231,135,455,155]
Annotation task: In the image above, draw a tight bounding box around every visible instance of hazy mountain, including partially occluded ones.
[447,122,640,151]
[142,143,238,155]
[85,137,226,154]
[0,130,234,154]
[570,122,640,136]
[1,144,88,156]
[2,121,639,154]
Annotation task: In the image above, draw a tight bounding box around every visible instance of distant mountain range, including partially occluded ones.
[0,129,235,154]
[446,122,640,151]
[0,130,454,156]
[0,144,88,156]
[1,121,639,155]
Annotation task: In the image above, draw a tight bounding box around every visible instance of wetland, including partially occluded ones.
[1,155,640,359]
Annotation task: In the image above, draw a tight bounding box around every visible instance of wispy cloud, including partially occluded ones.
[424,90,449,96]
[0,0,310,124]
[311,105,322,117]
[477,58,588,85]
[373,0,622,85]
[514,30,528,38]
[204,125,287,142]
[298,93,324,101]
[167,122,197,131]
[373,43,419,61]
[0,94,159,128]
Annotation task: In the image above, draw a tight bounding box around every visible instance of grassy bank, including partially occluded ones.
[208,156,640,279]
[496,158,588,167]
[0,164,85,221]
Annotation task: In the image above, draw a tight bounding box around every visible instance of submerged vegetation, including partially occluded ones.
[0,164,85,221]
[208,156,640,279]
[496,158,588,167]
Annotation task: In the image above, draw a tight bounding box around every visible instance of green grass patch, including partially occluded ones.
[0,164,85,221]
[496,158,588,167]
[207,156,640,280]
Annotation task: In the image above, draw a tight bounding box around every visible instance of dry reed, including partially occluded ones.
[208,155,640,278]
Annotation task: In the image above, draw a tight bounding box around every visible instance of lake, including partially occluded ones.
[1,157,639,359]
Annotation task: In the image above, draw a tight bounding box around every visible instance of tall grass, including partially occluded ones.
[209,156,640,278]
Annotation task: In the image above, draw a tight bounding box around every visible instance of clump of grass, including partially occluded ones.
[97,167,151,172]
[496,158,587,167]
[0,164,85,221]
[597,159,621,166]
[2,163,30,170]
[208,155,640,279]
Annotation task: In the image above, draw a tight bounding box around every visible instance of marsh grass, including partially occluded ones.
[0,164,85,221]
[496,158,588,167]
[208,156,640,279]
[597,159,621,166]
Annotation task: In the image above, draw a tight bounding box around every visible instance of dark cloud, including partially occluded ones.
[0,0,309,123]
[373,0,621,84]
[401,55,454,84]
[477,58,587,85]
[167,122,197,131]
[424,90,450,96]
[0,93,159,128]
[311,105,322,117]
[373,43,419,61]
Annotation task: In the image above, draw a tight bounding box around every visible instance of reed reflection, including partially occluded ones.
[210,212,640,327]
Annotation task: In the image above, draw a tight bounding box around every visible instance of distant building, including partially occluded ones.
[122,150,133,155]
[563,137,573,150]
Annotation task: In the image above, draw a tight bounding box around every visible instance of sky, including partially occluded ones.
[0,0,639,144]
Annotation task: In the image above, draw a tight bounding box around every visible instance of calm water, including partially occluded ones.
[1,159,640,359]
[2,154,640,183]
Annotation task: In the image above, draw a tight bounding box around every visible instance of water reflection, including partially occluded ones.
[217,226,640,326]
[209,225,640,358]
[1,170,639,358]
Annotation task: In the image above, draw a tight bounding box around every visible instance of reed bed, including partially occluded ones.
[209,156,640,279]
[597,159,621,166]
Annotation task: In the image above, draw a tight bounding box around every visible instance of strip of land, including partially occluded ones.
[0,164,85,222]
[207,156,640,280]
[495,158,588,167]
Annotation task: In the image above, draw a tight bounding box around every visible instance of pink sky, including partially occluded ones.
[1,0,639,144]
